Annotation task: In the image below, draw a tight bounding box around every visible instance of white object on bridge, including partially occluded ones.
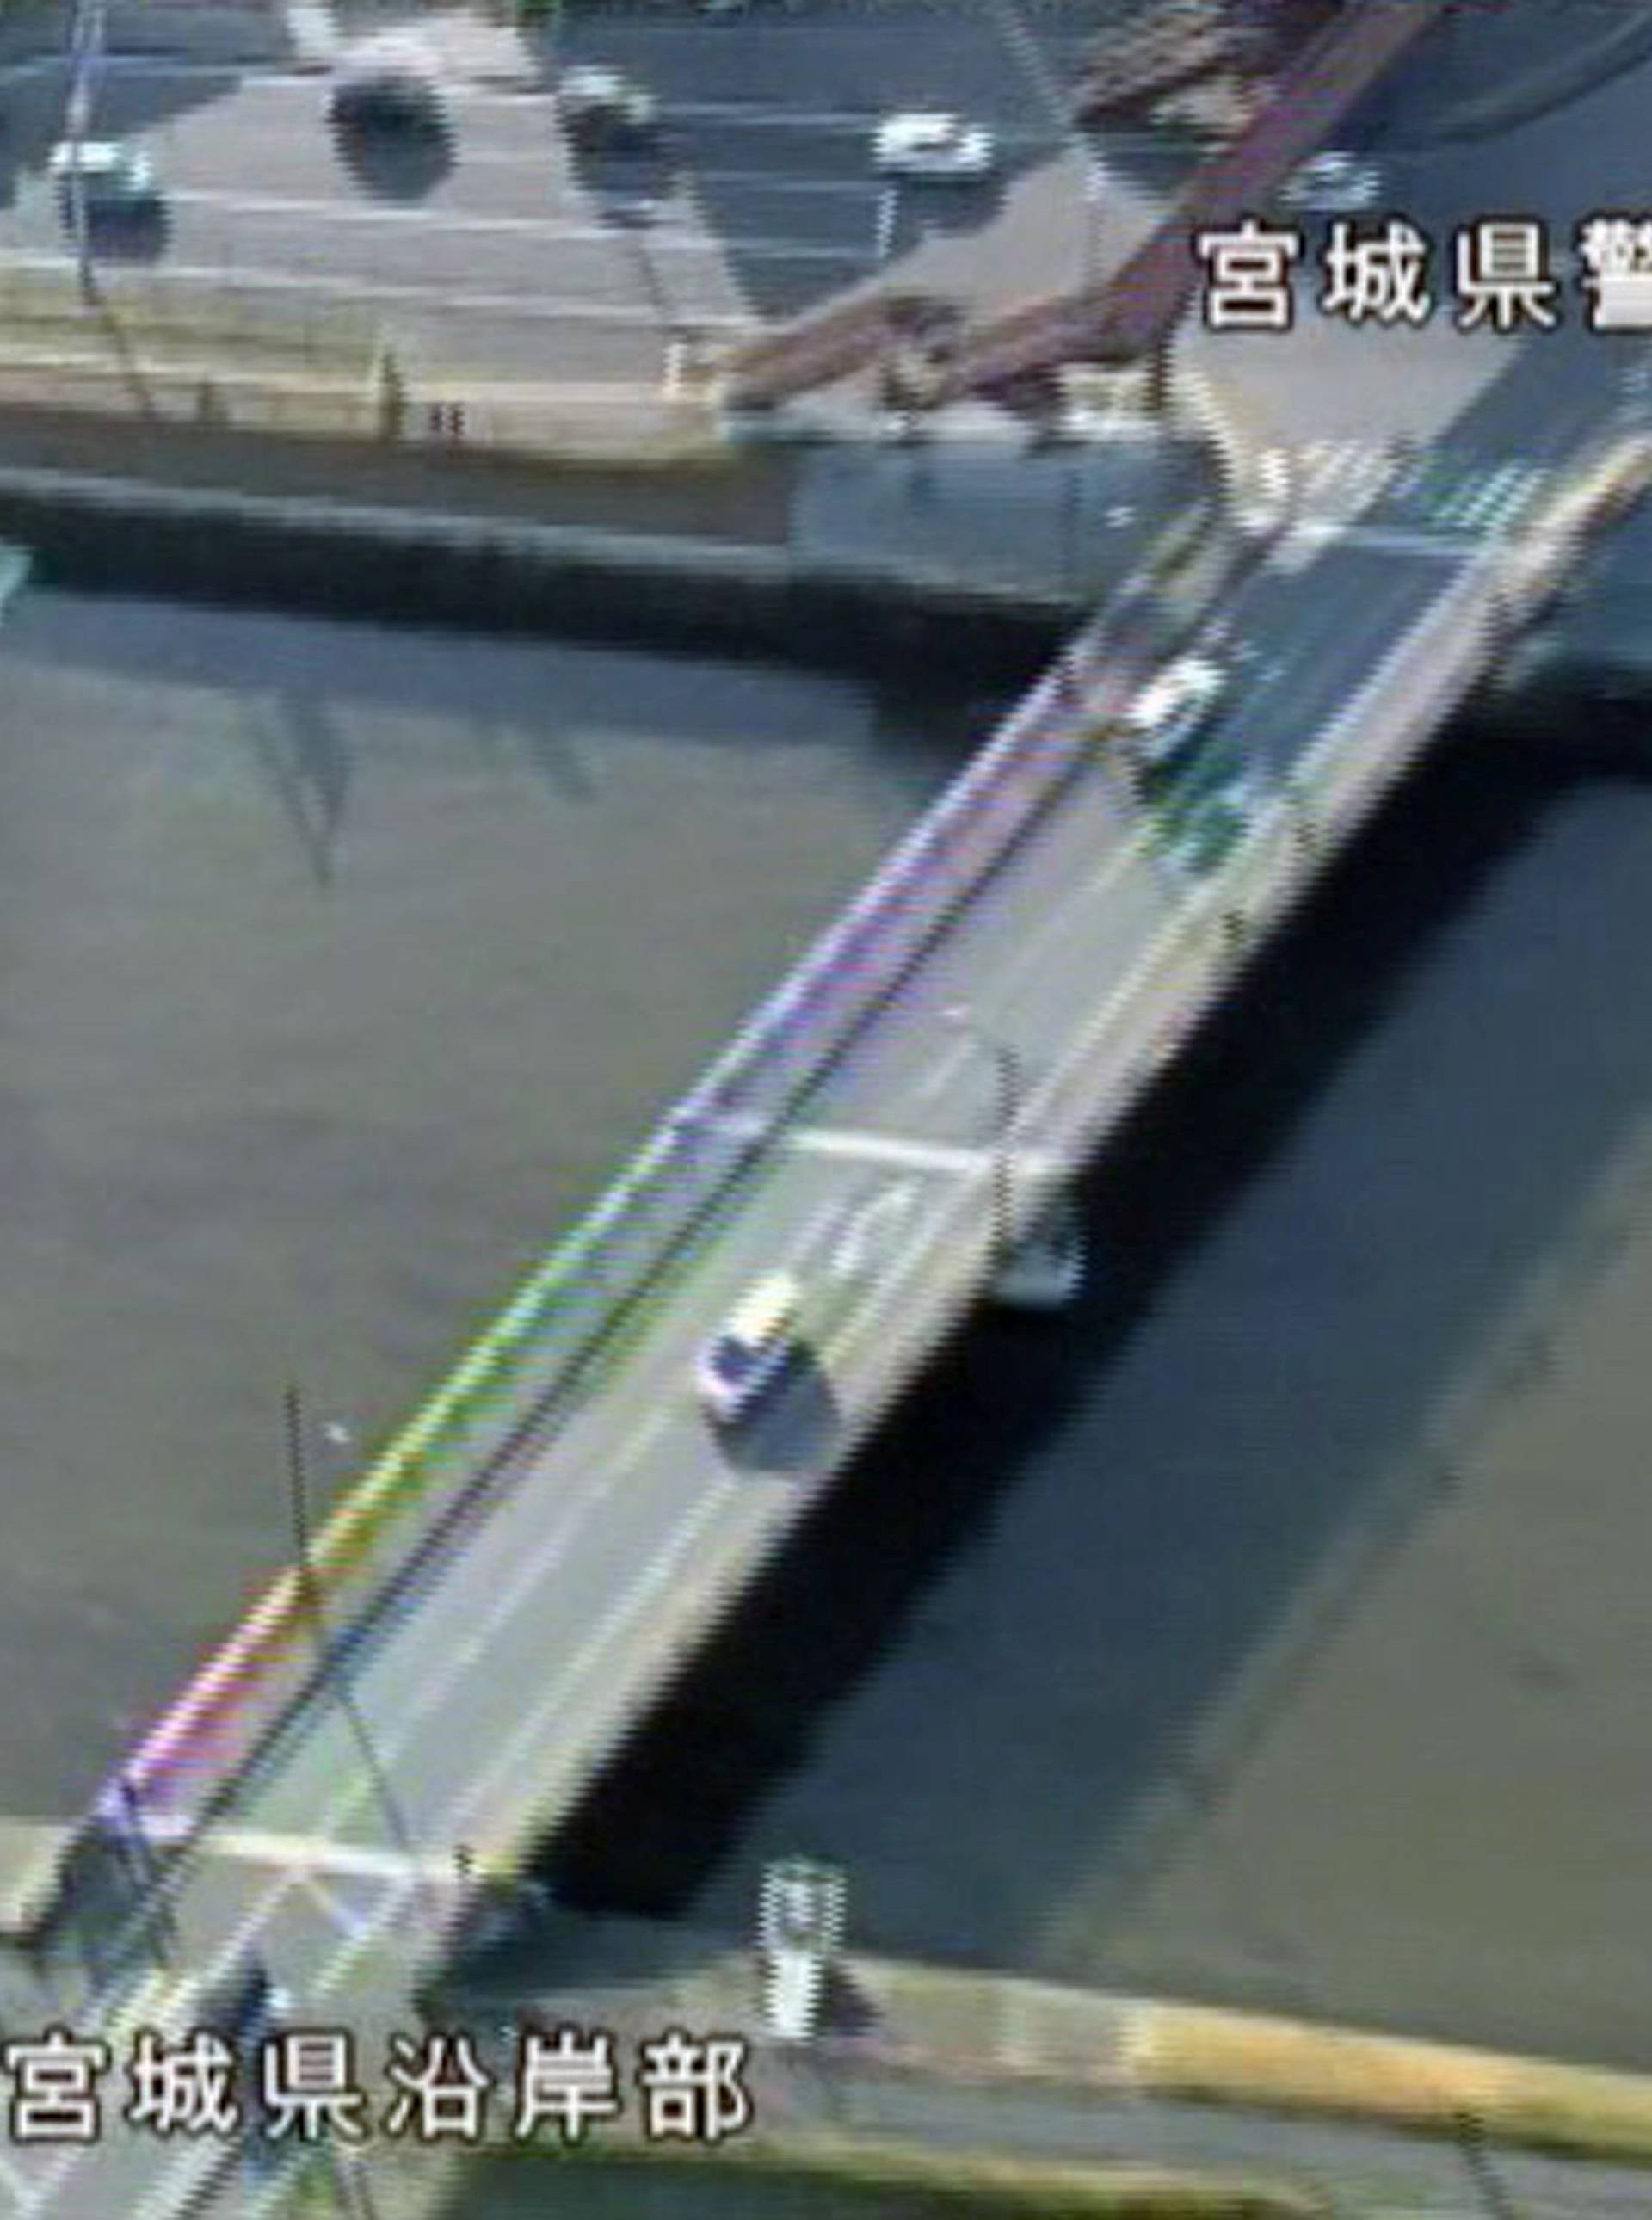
[1122,652,1228,776]
[695,1270,804,1428]
[0,543,28,618]
[700,1111,1067,1184]
[787,1122,1066,1181]
[1280,149,1381,215]
[874,185,898,264]
[872,111,996,182]
[88,1813,461,1888]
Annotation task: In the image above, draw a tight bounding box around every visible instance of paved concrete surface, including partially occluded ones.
[1181,1,1652,468]
[0,0,1624,505]
[450,2131,1649,2220]
[787,426,1211,602]
[0,0,1127,397]
[0,0,1634,462]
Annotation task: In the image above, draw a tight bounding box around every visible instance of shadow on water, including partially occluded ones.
[533,712,1582,1930]
[246,687,354,889]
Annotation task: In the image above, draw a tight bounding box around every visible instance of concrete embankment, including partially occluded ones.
[420,1909,1652,2174]
[343,2135,1327,2220]
[389,1921,1652,2219]
[816,1954,1652,2165]
[0,444,1071,679]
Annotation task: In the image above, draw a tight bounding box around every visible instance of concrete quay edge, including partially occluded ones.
[464,1929,1652,2175]
[0,453,1079,671]
[856,1960,1652,2168]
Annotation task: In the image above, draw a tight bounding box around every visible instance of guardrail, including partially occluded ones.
[100,504,1234,1867]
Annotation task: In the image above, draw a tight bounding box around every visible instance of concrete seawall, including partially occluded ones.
[410,1913,1652,2210]
[0,464,1073,680]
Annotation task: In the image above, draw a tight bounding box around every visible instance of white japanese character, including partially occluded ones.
[125,2027,239,2139]
[1577,213,1652,332]
[1453,218,1559,332]
[1318,218,1433,327]
[1578,214,1639,281]
[510,2024,621,2145]
[381,2030,493,2143]
[636,2028,752,2146]
[258,2029,369,2144]
[1194,217,1303,332]
[2,2027,111,2144]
